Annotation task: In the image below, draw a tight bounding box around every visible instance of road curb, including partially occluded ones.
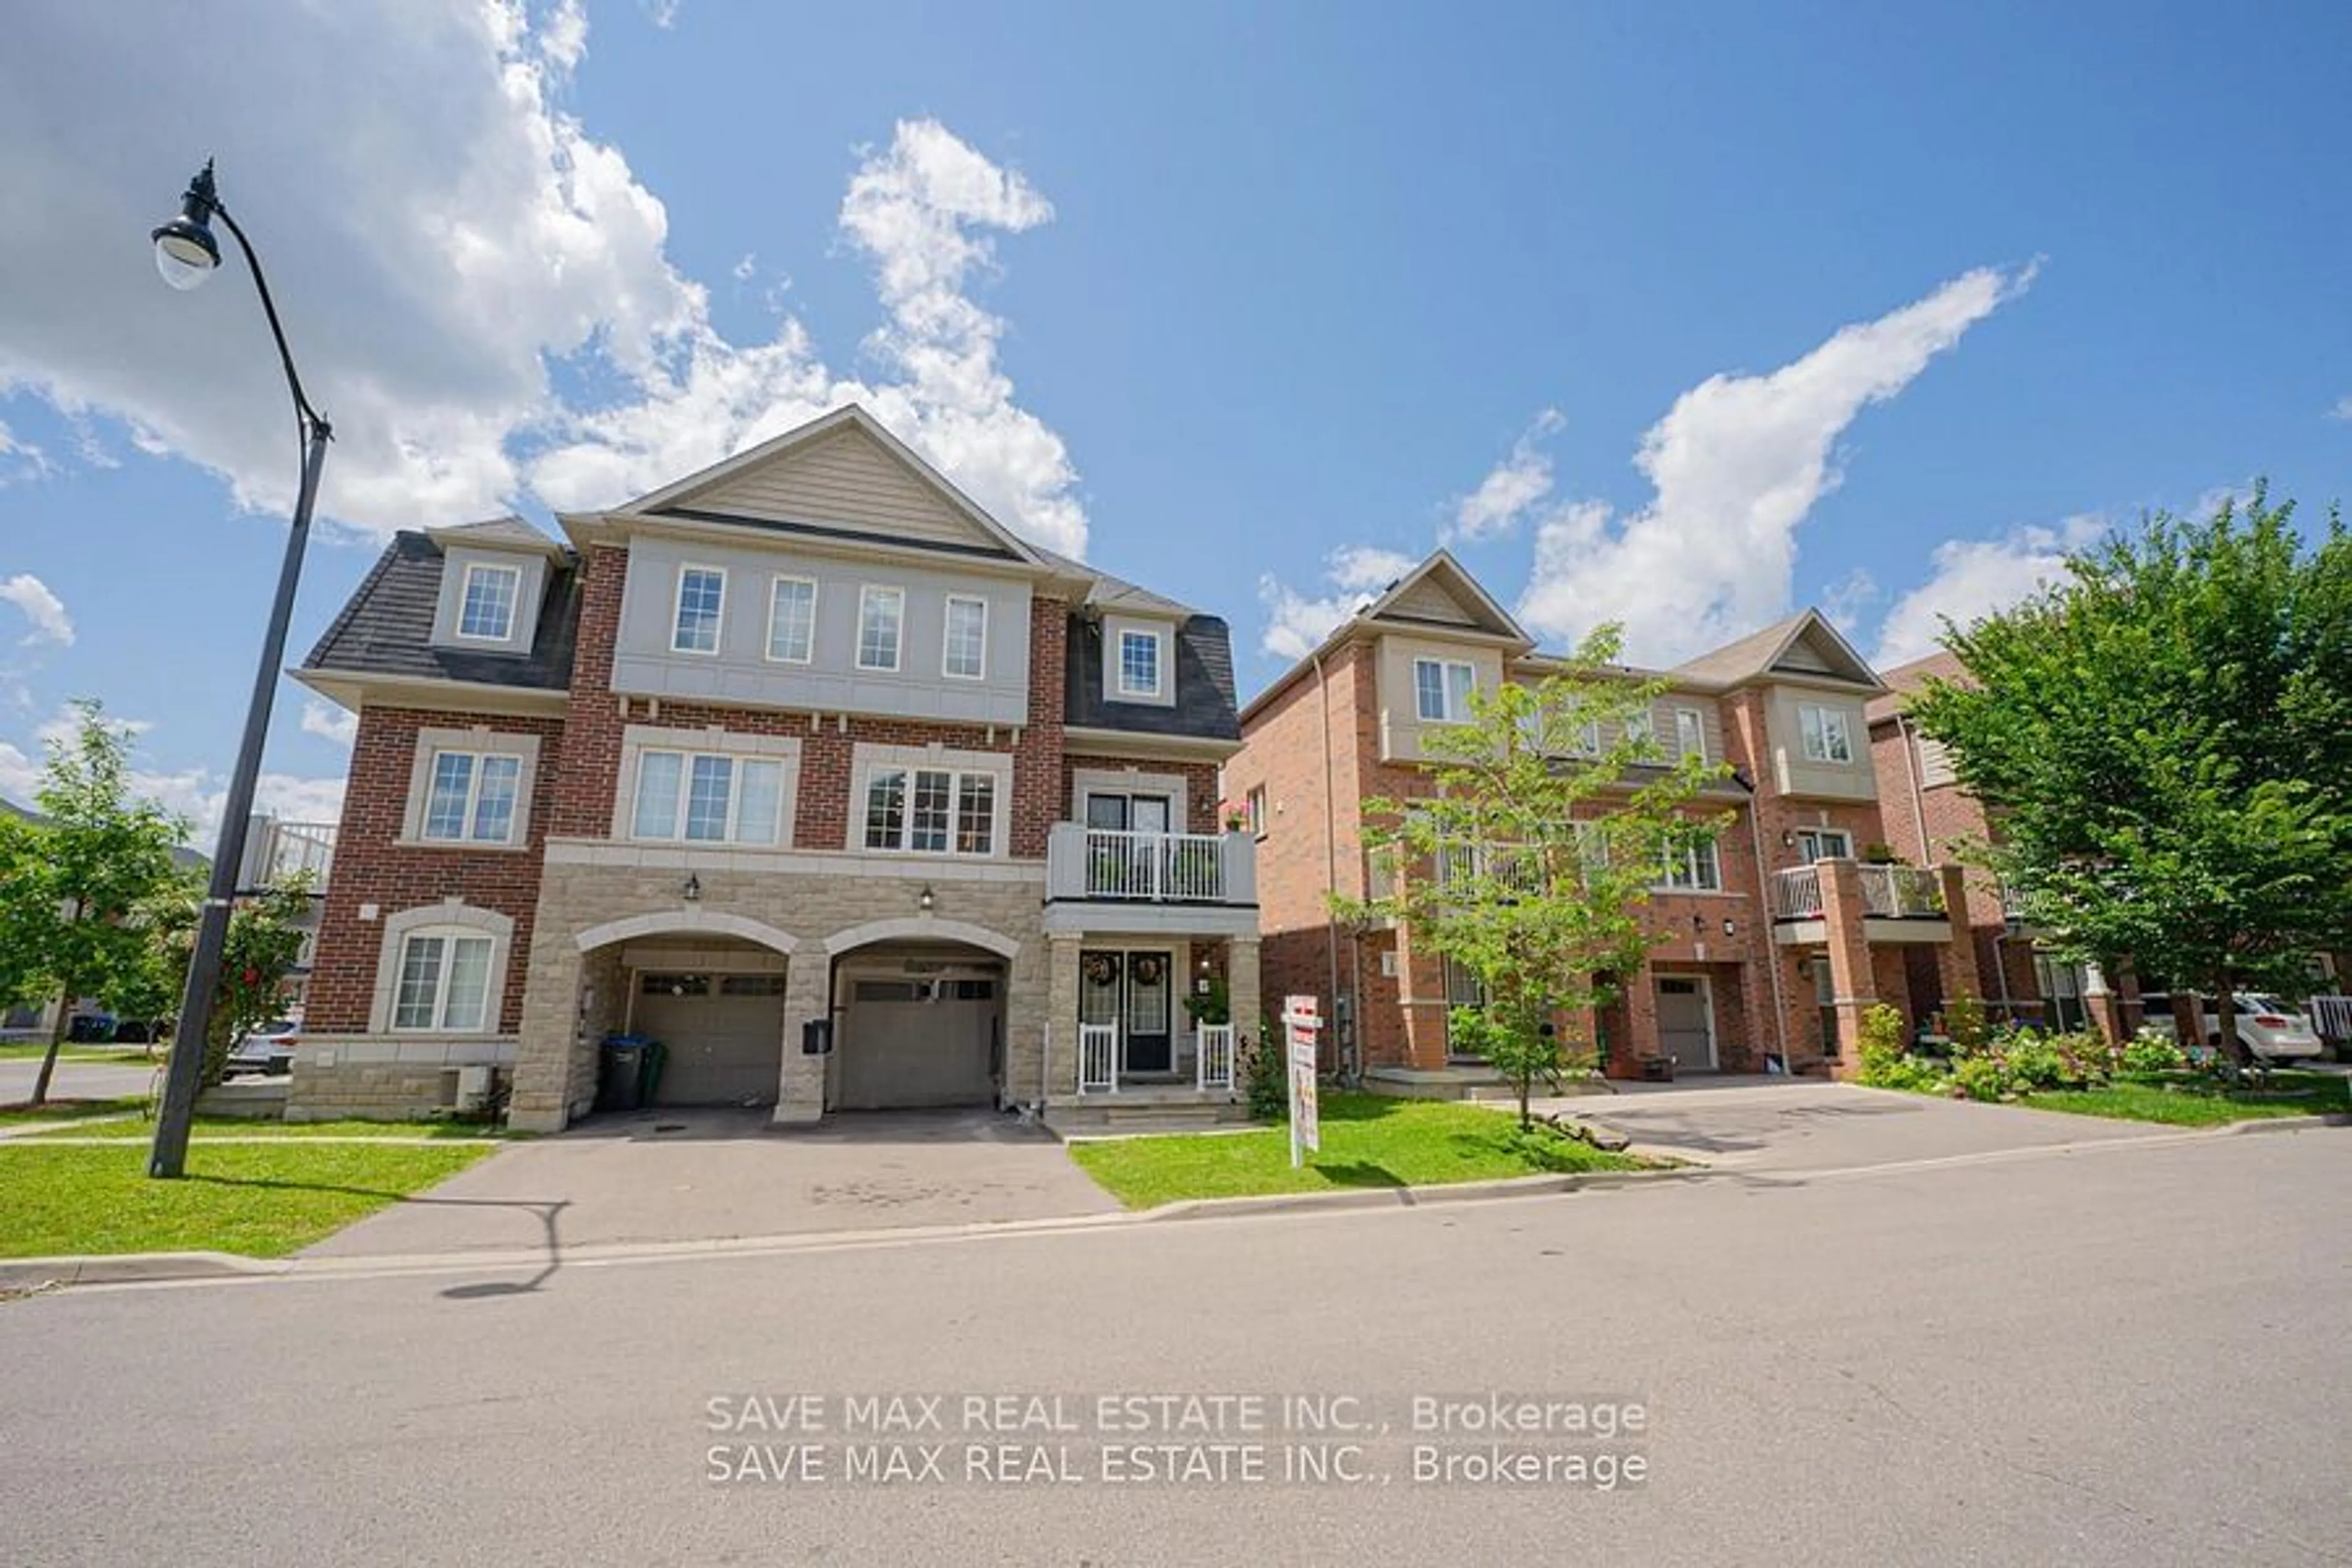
[2219,1111,2352,1135]
[0,1251,287,1292]
[1143,1162,1709,1223]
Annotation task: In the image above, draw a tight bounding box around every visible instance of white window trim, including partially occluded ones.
[942,594,989,681]
[1672,706,1708,764]
[419,750,524,846]
[1415,657,1477,723]
[1658,837,1724,892]
[851,742,1012,861]
[856,584,906,673]
[628,750,788,845]
[1800,702,1855,764]
[1116,627,1165,698]
[398,727,540,851]
[672,563,727,657]
[368,902,514,1037]
[1246,784,1268,840]
[1797,827,1854,862]
[763,575,818,666]
[611,725,800,849]
[1072,767,1191,837]
[452,561,522,644]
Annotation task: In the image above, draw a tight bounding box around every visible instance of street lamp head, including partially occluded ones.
[151,160,222,290]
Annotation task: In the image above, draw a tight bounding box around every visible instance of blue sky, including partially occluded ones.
[2,0,2346,843]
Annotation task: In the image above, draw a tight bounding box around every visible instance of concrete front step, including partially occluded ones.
[1047,1091,1254,1134]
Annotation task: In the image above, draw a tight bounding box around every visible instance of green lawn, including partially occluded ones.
[2022,1073,2350,1127]
[0,1141,500,1259]
[0,1096,149,1126]
[21,1115,522,1142]
[1068,1093,1643,1209]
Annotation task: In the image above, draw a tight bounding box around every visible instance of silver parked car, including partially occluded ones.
[2139,992,2324,1063]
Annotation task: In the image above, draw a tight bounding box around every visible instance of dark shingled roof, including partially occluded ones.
[1065,613,1240,742]
[302,531,579,691]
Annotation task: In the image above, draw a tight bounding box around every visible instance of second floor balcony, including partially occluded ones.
[1044,825,1259,936]
[1770,862,1950,945]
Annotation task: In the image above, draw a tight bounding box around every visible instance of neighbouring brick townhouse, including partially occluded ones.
[1223,551,1993,1087]
[292,404,1259,1130]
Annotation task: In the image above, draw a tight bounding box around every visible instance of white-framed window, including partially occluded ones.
[1117,628,1163,697]
[673,565,725,654]
[1245,785,1267,839]
[1624,707,1655,751]
[1414,658,1477,723]
[390,928,496,1032]
[1660,835,1722,892]
[421,750,524,845]
[765,576,816,665]
[1795,827,1853,862]
[943,595,988,680]
[857,585,904,672]
[863,766,998,855]
[1572,718,1602,756]
[1673,707,1706,763]
[630,750,783,845]
[1799,703,1854,764]
[455,562,521,641]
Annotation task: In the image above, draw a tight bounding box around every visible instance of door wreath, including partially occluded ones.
[1131,954,1164,987]
[1083,953,1121,986]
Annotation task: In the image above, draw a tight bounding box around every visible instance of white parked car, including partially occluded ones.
[2138,992,2324,1063]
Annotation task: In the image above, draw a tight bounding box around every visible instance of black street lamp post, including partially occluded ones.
[146,160,332,1179]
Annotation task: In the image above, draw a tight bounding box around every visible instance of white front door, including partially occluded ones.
[1654,976,1717,1070]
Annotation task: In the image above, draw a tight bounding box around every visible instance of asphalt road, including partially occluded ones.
[3,1125,2346,1566]
[0,1055,158,1104]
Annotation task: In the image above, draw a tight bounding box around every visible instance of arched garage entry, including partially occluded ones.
[823,920,1017,1112]
[573,912,799,1109]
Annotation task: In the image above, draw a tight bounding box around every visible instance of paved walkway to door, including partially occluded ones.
[304,1107,1118,1259]
[1531,1075,2175,1176]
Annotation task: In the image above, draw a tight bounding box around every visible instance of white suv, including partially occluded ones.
[2139,992,2324,1063]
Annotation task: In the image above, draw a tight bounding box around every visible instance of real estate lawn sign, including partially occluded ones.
[1283,995,1322,1167]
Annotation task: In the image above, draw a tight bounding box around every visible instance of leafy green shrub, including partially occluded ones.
[1950,1055,2008,1102]
[2048,1028,2116,1088]
[2120,1030,2187,1077]
[1240,1026,1289,1121]
[1856,1004,1945,1091]
[1945,995,1990,1056]
[1999,1033,2070,1091]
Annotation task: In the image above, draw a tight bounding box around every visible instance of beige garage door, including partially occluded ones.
[633,973,786,1106]
[837,976,998,1110]
[1654,976,1717,1071]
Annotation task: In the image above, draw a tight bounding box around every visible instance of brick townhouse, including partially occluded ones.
[293,404,1258,1130]
[1223,551,1986,1087]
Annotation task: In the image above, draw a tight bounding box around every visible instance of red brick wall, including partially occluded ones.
[305,705,566,1035]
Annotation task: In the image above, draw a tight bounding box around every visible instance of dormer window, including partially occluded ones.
[1117,628,1163,698]
[456,563,520,641]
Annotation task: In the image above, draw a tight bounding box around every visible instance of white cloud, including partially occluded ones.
[732,252,757,282]
[1869,514,2104,669]
[1445,409,1562,543]
[2327,396,2351,423]
[0,418,50,485]
[1518,264,2035,665]
[1325,545,1415,594]
[643,0,682,27]
[300,700,358,747]
[0,574,73,646]
[0,6,1087,554]
[1819,567,1880,636]
[1257,544,1420,660]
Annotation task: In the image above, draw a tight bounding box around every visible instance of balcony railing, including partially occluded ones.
[1046,825,1257,905]
[1770,863,1945,922]
[239,816,337,892]
[1770,865,1823,921]
[1860,864,1945,919]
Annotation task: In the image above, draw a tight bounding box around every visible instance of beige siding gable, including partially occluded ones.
[688,426,1001,551]
[1385,575,1481,627]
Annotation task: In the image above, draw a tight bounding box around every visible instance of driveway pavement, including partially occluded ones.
[1539,1075,2171,1174]
[304,1106,1119,1259]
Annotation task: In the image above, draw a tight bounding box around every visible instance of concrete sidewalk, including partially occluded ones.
[302,1105,1119,1259]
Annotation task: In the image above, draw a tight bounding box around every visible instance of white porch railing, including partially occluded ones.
[1196,1024,1235,1092]
[1046,824,1257,905]
[239,815,337,891]
[2310,995,2352,1044]
[1077,1023,1120,1094]
[1770,865,1823,921]
[1860,864,1945,919]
